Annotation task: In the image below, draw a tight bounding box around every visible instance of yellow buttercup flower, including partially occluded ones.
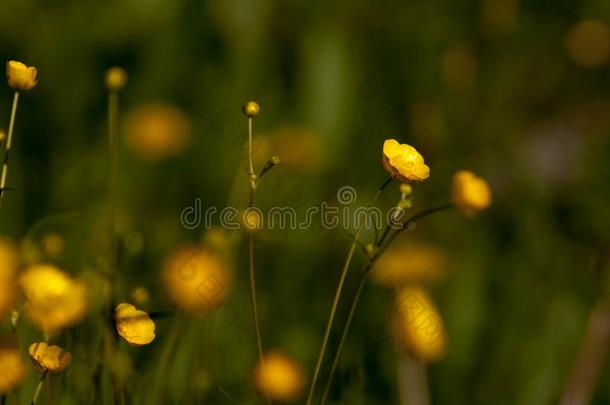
[105,67,128,91]
[382,139,430,183]
[372,243,447,285]
[6,61,37,91]
[0,337,26,394]
[0,237,18,319]
[254,351,305,402]
[115,303,156,347]
[124,103,191,160]
[28,342,71,374]
[392,286,447,362]
[451,170,492,214]
[19,265,89,332]
[163,246,232,313]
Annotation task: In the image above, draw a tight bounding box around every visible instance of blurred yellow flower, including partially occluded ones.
[392,286,447,362]
[41,233,64,257]
[565,20,610,68]
[451,170,492,215]
[130,286,150,305]
[254,351,305,402]
[441,46,477,91]
[115,303,156,347]
[28,342,71,374]
[372,243,447,285]
[104,66,128,91]
[124,103,191,160]
[163,246,232,313]
[0,337,26,394]
[271,126,322,170]
[0,237,18,319]
[19,265,89,332]
[6,60,37,91]
[243,209,263,231]
[382,139,430,183]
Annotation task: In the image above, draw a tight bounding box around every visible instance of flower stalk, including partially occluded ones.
[0,92,20,206]
[319,203,454,404]
[242,101,270,404]
[306,177,392,405]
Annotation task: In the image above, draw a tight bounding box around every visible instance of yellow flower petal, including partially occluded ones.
[115,303,156,347]
[392,286,447,362]
[254,351,305,401]
[28,342,71,374]
[0,337,26,393]
[451,170,492,215]
[382,139,430,183]
[19,265,89,332]
[163,246,232,313]
[6,60,37,91]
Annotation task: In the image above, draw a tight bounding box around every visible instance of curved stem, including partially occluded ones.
[306,177,392,405]
[319,203,454,404]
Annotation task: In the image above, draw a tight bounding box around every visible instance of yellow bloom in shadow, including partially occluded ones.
[0,336,26,394]
[392,286,447,363]
[19,265,89,332]
[0,237,18,319]
[6,61,37,91]
[105,67,128,91]
[28,342,71,374]
[163,246,232,313]
[382,139,430,183]
[124,103,191,160]
[565,20,610,68]
[451,170,492,215]
[254,351,305,402]
[115,303,156,347]
[372,243,447,285]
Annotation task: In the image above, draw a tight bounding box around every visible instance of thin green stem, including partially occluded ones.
[31,370,48,405]
[306,177,392,405]
[319,203,454,404]
[108,90,120,273]
[0,91,20,206]
[246,116,270,405]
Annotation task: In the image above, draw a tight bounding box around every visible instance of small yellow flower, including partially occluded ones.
[392,286,447,362]
[372,243,447,285]
[254,351,305,402]
[382,139,430,183]
[6,61,37,91]
[451,170,492,214]
[28,342,71,374]
[19,265,89,332]
[130,286,150,305]
[0,237,18,319]
[163,246,232,313]
[104,67,128,91]
[565,20,610,68]
[115,303,156,347]
[243,209,263,231]
[41,232,64,257]
[242,101,260,118]
[124,103,191,160]
[0,337,26,394]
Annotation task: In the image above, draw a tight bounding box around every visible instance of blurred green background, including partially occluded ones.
[2,0,610,404]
